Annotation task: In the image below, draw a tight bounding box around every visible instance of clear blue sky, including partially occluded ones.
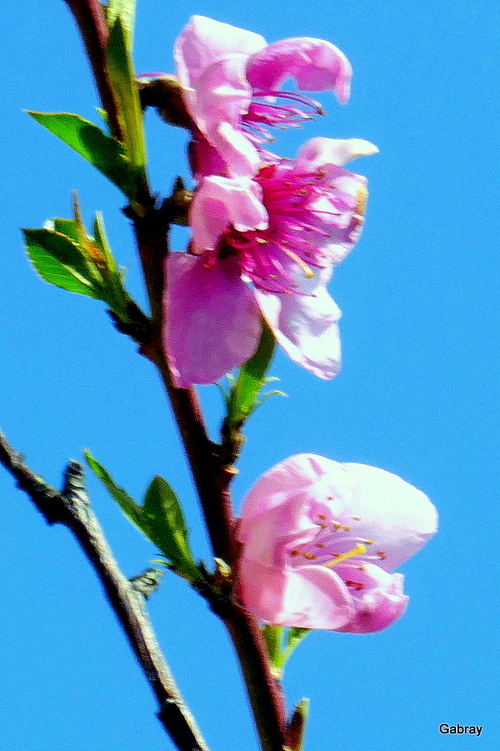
[1,1,498,750]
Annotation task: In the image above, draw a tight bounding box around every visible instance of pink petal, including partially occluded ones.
[188,136,228,180]
[188,56,263,176]
[340,463,439,570]
[239,454,438,571]
[239,558,354,629]
[190,175,268,254]
[256,265,342,380]
[333,570,409,633]
[175,15,266,92]
[163,253,261,387]
[296,137,379,170]
[246,38,352,103]
[239,453,353,530]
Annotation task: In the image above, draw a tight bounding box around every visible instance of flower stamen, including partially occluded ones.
[325,542,367,567]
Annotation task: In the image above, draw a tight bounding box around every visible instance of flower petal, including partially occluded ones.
[333,569,409,633]
[239,453,438,571]
[256,265,342,379]
[339,463,439,570]
[296,137,379,170]
[187,56,263,176]
[246,37,352,103]
[175,15,266,93]
[190,175,268,254]
[238,453,337,528]
[163,253,261,387]
[238,558,354,628]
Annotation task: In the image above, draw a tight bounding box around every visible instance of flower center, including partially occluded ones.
[324,542,367,567]
[217,164,331,293]
[287,509,388,593]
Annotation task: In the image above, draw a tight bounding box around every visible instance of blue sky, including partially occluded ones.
[0,1,498,750]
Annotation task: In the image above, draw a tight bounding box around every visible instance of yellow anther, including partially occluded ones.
[362,539,374,545]
[352,515,361,521]
[325,543,367,568]
[303,552,316,560]
[256,237,268,244]
[355,186,368,216]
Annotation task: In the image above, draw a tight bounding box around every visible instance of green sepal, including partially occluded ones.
[27,111,138,201]
[84,451,200,582]
[261,624,310,675]
[105,18,147,182]
[23,228,102,298]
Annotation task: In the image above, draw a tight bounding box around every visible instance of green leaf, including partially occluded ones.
[142,476,199,577]
[105,18,147,177]
[23,228,101,298]
[105,0,136,45]
[85,452,199,581]
[27,111,138,200]
[84,450,143,528]
[227,320,276,425]
[51,217,79,244]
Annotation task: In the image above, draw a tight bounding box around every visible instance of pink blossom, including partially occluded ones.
[237,454,438,633]
[164,137,377,388]
[174,15,353,177]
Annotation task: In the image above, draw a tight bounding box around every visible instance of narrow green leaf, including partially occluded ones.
[23,228,101,298]
[143,476,198,575]
[85,453,199,581]
[84,450,143,529]
[92,212,119,276]
[105,18,147,176]
[105,0,136,45]
[228,320,276,424]
[27,111,138,200]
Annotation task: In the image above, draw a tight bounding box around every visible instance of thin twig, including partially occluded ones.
[0,430,209,751]
[63,0,123,139]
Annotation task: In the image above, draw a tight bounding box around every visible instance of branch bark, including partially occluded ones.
[0,430,209,751]
[63,0,123,139]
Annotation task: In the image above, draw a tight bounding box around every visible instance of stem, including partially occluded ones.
[223,610,287,751]
[63,0,123,139]
[0,431,208,751]
[132,211,288,750]
[62,4,289,748]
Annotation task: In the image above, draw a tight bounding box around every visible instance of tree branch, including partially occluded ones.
[0,430,209,751]
[131,203,289,751]
[63,0,123,139]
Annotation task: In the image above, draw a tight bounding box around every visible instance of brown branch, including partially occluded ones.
[63,0,123,139]
[59,4,289,747]
[0,430,209,751]
[130,193,288,751]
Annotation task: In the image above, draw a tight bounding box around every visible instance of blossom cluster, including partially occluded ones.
[162,15,377,387]
[158,17,437,633]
